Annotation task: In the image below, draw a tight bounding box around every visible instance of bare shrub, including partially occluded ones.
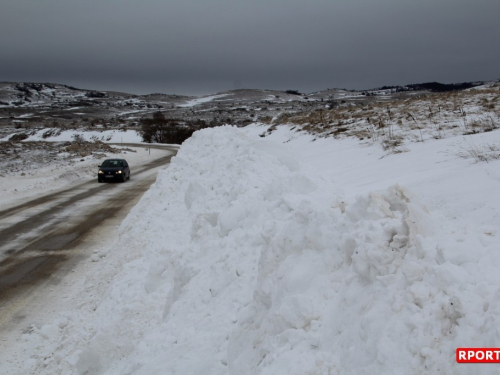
[140,111,196,144]
[72,134,85,143]
[454,137,500,162]
[9,133,29,142]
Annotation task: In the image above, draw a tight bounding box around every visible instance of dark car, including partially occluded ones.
[98,159,130,183]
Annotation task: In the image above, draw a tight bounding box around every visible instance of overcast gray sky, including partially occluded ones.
[1,0,499,95]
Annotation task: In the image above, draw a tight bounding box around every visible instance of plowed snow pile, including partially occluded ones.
[25,126,500,374]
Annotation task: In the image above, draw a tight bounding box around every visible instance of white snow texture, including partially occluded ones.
[30,126,500,374]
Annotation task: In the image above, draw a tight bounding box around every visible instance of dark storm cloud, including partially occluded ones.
[1,0,499,95]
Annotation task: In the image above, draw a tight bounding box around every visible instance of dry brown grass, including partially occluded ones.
[271,85,500,152]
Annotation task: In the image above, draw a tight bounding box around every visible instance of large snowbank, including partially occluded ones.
[26,126,500,374]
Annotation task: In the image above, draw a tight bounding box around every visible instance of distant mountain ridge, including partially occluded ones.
[1,79,498,101]
[1,78,498,133]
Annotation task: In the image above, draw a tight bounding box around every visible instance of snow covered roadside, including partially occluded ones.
[15,125,500,374]
[0,125,172,210]
[0,143,167,210]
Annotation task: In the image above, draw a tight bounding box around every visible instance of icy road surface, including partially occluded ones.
[0,144,177,336]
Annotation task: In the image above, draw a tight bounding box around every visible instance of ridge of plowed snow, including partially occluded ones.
[23,126,500,374]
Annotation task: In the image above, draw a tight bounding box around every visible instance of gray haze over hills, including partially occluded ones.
[1,0,499,95]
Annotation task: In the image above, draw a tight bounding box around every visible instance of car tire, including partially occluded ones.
[122,174,126,183]
[128,172,131,180]
[98,178,102,183]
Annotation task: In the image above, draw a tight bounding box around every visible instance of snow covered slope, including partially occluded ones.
[17,125,500,374]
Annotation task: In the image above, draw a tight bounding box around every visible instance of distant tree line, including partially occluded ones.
[139,111,222,144]
[378,81,484,93]
[85,91,107,98]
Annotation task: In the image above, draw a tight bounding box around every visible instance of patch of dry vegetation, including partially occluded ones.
[272,84,500,153]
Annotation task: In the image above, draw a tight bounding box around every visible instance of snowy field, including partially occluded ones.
[177,94,229,108]
[3,123,500,374]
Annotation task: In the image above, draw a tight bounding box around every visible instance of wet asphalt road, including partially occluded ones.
[0,144,177,331]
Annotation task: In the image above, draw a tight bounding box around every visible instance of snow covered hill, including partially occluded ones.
[10,123,500,375]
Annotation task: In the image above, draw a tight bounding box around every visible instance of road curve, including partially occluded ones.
[0,144,178,332]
